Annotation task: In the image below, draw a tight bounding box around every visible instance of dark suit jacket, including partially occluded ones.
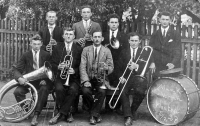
[13,50,50,80]
[72,20,101,39]
[117,47,151,79]
[149,26,181,73]
[38,25,64,51]
[50,42,82,85]
[102,31,128,86]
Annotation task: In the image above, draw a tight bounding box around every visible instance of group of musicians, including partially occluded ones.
[12,5,181,126]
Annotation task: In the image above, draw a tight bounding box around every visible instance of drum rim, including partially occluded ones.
[147,76,190,125]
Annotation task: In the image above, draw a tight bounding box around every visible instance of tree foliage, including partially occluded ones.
[0,0,200,24]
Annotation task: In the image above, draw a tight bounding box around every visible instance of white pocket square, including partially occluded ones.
[168,39,173,42]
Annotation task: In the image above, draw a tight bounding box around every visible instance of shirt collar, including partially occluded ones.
[110,29,118,37]
[161,26,169,33]
[32,49,40,54]
[83,19,91,23]
[48,24,56,29]
[65,42,73,50]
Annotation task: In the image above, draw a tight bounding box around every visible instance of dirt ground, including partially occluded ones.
[0,80,200,126]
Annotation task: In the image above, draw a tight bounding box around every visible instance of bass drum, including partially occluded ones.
[147,75,200,125]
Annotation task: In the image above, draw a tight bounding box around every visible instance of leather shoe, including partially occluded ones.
[65,112,74,123]
[31,115,38,126]
[96,115,102,123]
[89,116,96,125]
[124,116,132,126]
[49,112,62,125]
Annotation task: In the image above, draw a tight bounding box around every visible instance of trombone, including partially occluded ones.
[60,52,73,86]
[108,46,153,109]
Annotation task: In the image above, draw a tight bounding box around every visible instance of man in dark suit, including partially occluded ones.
[48,27,82,125]
[149,11,181,78]
[117,32,150,126]
[102,14,128,114]
[72,5,101,47]
[13,34,53,126]
[38,11,63,53]
[80,31,114,125]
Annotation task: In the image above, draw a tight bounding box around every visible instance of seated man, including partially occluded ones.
[48,27,82,125]
[117,32,150,126]
[13,34,53,126]
[80,31,114,125]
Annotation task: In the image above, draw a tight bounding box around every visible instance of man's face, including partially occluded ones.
[81,8,92,21]
[46,12,57,25]
[108,18,119,31]
[129,36,141,49]
[63,30,75,43]
[160,15,171,28]
[30,40,42,51]
[92,32,104,47]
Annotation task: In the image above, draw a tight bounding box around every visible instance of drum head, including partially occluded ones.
[147,77,188,125]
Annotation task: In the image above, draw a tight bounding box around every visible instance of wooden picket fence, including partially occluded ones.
[0,19,200,89]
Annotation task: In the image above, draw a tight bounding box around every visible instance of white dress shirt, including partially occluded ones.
[65,42,73,52]
[48,24,56,35]
[83,19,91,29]
[109,29,118,40]
[93,45,101,59]
[161,26,169,37]
[130,47,138,60]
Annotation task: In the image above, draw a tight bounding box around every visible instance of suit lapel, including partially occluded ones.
[98,46,105,62]
[158,29,164,45]
[79,21,86,35]
[164,27,172,45]
[39,50,42,67]
[28,51,34,69]
[88,46,94,66]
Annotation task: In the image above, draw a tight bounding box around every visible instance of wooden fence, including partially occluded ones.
[0,19,200,88]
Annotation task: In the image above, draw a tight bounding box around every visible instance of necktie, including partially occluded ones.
[66,43,70,54]
[85,20,88,31]
[33,51,38,70]
[163,29,166,38]
[132,49,135,61]
[111,31,115,44]
[94,47,98,61]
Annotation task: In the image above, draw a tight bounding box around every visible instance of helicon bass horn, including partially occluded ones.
[0,61,54,122]
[109,46,153,109]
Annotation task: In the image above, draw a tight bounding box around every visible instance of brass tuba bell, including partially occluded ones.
[0,61,54,122]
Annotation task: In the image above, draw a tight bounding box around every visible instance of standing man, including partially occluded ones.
[38,11,63,53]
[13,34,53,126]
[48,27,82,125]
[102,14,128,113]
[117,32,150,126]
[80,31,114,125]
[72,5,101,47]
[149,11,181,77]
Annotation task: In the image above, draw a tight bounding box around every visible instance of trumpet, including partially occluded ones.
[109,46,153,109]
[60,52,73,86]
[105,37,120,49]
[47,32,57,55]
[97,62,116,90]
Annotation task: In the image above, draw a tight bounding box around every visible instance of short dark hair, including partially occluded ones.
[108,13,120,22]
[29,34,42,42]
[63,27,75,34]
[159,11,171,19]
[81,5,92,12]
[128,32,141,40]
